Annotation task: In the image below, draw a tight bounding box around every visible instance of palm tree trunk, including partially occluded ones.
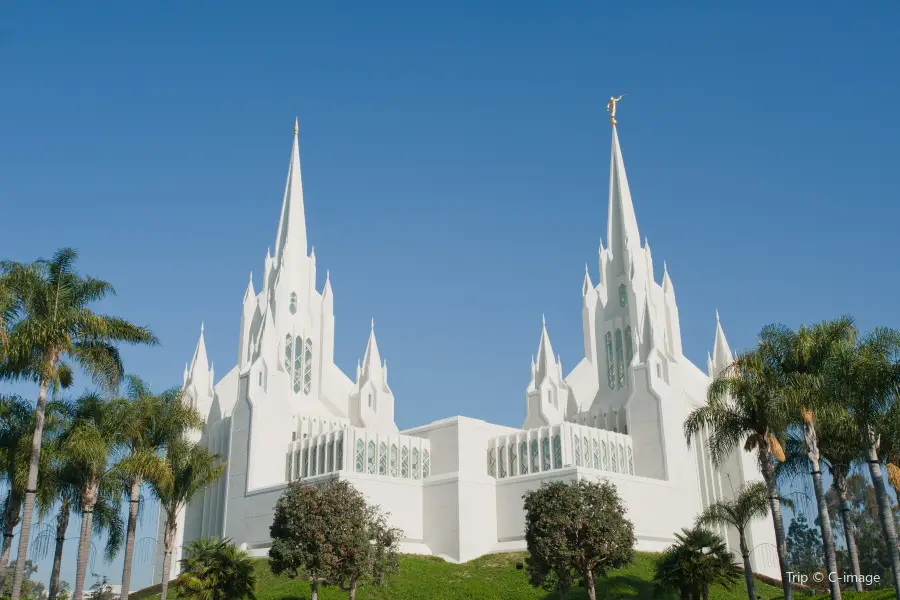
[585,569,597,600]
[739,533,756,600]
[48,500,69,600]
[0,489,22,597]
[160,518,177,600]
[160,548,172,600]
[10,369,54,600]
[833,470,863,592]
[119,478,142,600]
[73,505,95,600]
[760,450,793,600]
[866,443,900,600]
[811,464,842,599]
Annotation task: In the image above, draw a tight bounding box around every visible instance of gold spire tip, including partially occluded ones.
[606,94,626,125]
[293,117,299,136]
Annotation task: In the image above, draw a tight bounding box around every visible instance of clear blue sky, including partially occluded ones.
[2,1,899,591]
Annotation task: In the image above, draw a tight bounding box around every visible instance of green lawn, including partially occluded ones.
[132,551,792,599]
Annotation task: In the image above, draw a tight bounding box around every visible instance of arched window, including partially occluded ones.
[401,446,409,478]
[289,292,298,314]
[309,445,317,476]
[625,326,633,364]
[498,445,506,478]
[615,329,625,388]
[530,439,539,472]
[508,444,517,475]
[412,448,420,479]
[592,439,600,470]
[574,437,582,467]
[552,435,562,469]
[520,441,529,475]
[303,338,313,394]
[422,450,430,478]
[390,444,398,477]
[487,448,496,477]
[327,441,334,472]
[583,436,590,468]
[541,437,551,471]
[368,394,372,408]
[367,441,376,474]
[355,440,364,473]
[258,371,263,386]
[605,332,615,389]
[379,442,388,475]
[293,336,303,393]
[618,283,627,307]
[336,439,344,470]
[285,335,293,372]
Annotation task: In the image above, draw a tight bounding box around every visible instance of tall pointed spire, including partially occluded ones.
[536,316,555,376]
[607,125,641,271]
[362,319,382,379]
[711,311,733,375]
[273,117,307,265]
[189,322,209,374]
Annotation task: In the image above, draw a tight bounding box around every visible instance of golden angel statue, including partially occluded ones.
[606,94,626,125]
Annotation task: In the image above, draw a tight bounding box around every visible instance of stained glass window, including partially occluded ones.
[303,338,313,394]
[625,326,634,364]
[592,439,600,470]
[498,445,507,478]
[290,292,297,314]
[553,435,562,469]
[619,283,627,307]
[412,448,420,479]
[390,444,398,477]
[355,440,364,472]
[285,335,292,372]
[379,442,388,475]
[293,336,303,393]
[540,437,550,471]
[605,332,615,389]
[509,444,517,475]
[520,442,529,475]
[368,441,376,474]
[530,440,539,472]
[583,436,590,468]
[423,450,430,478]
[615,329,625,388]
[401,446,409,478]
[488,449,496,477]
[574,437,582,467]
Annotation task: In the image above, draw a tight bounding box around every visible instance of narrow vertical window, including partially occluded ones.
[289,292,297,314]
[336,439,344,470]
[368,394,372,408]
[293,335,303,393]
[592,439,600,470]
[309,446,317,476]
[610,443,618,473]
[601,441,608,470]
[367,441,376,474]
[401,446,409,478]
[390,444,398,477]
[605,332,615,389]
[627,447,634,474]
[520,442,529,475]
[285,335,293,372]
[619,444,626,472]
[327,441,334,472]
[530,440,539,472]
[303,338,313,394]
[422,450,430,478]
[302,449,309,478]
[625,326,633,364]
[541,437,551,471]
[553,435,562,469]
[379,442,388,475]
[488,448,496,477]
[583,436,590,468]
[574,437,582,467]
[498,445,507,478]
[508,444,517,475]
[618,283,627,307]
[412,448,420,479]
[319,443,326,474]
[615,329,625,388]
[355,440,364,472]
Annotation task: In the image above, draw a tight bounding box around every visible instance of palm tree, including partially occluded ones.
[824,328,900,599]
[151,437,225,600]
[761,318,856,600]
[0,248,157,600]
[685,349,794,600]
[654,527,740,600]
[118,378,201,600]
[0,395,35,597]
[176,537,257,600]
[695,481,770,600]
[0,271,14,349]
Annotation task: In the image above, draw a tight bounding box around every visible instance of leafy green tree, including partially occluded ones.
[685,348,794,600]
[2,560,45,600]
[823,328,900,598]
[787,513,824,577]
[654,527,740,600]
[118,378,201,600]
[0,248,157,600]
[151,437,225,600]
[333,497,401,600]
[523,480,635,600]
[175,537,257,600]
[695,481,770,600]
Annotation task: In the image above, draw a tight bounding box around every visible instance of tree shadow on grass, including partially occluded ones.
[540,574,659,599]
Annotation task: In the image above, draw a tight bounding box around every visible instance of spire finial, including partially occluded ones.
[716,309,720,323]
[542,313,546,327]
[293,117,299,136]
[371,318,375,330]
[326,269,330,281]
[200,322,205,334]
[606,94,626,125]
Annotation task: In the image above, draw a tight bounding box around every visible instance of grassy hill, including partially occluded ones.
[132,551,790,599]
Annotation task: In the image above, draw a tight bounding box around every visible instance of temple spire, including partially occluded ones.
[607,124,641,272]
[273,117,307,265]
[711,311,734,375]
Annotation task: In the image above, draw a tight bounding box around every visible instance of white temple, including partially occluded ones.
[156,116,779,580]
